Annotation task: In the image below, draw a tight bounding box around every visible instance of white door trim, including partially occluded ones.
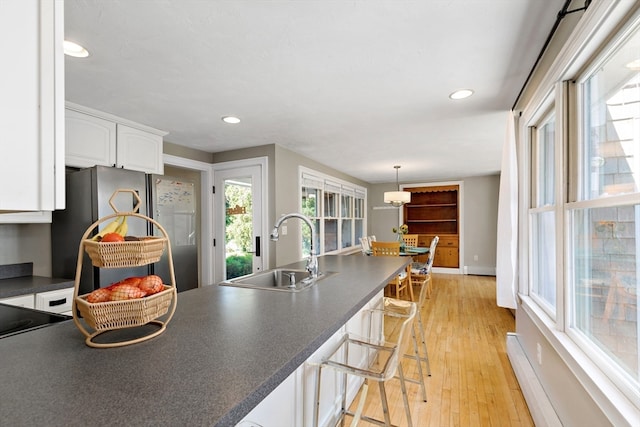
[163,154,214,286]
[212,157,270,283]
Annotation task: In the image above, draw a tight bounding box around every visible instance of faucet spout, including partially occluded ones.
[270,213,319,278]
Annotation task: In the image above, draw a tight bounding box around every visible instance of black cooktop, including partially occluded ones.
[0,303,71,339]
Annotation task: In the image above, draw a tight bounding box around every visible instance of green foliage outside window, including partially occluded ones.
[225,182,253,279]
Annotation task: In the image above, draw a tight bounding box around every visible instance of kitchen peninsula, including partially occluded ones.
[0,255,408,426]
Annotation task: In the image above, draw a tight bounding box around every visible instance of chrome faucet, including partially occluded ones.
[270,213,319,278]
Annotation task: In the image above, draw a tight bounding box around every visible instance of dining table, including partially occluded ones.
[364,246,429,258]
[399,246,429,257]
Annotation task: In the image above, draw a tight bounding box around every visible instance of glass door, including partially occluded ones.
[214,163,264,282]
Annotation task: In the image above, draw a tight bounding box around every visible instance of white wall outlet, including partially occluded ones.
[281,225,288,235]
[536,342,542,365]
[473,254,479,261]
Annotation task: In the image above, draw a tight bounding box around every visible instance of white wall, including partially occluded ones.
[463,174,499,275]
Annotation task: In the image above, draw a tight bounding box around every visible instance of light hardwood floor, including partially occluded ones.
[349,274,534,426]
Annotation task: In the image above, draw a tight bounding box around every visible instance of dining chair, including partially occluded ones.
[359,237,371,255]
[313,301,418,427]
[402,234,419,248]
[371,241,414,301]
[411,236,439,299]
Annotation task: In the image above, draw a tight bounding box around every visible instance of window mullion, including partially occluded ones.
[556,81,569,331]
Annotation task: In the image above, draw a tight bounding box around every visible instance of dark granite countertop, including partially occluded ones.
[0,276,75,299]
[0,255,408,426]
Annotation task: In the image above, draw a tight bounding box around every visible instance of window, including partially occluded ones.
[526,19,640,403]
[354,189,365,245]
[324,182,340,252]
[530,111,558,314]
[340,190,353,249]
[300,168,367,256]
[568,25,640,386]
[301,184,321,257]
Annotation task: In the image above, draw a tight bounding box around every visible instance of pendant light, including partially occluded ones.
[383,165,411,207]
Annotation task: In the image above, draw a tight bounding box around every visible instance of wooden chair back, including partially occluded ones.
[402,234,419,247]
[371,241,401,257]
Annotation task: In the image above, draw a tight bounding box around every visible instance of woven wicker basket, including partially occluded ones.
[84,237,167,268]
[75,285,173,331]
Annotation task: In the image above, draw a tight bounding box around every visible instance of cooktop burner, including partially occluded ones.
[0,303,71,339]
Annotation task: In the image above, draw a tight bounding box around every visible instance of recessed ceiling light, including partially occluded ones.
[222,116,241,124]
[449,89,474,100]
[63,40,89,58]
[626,59,640,70]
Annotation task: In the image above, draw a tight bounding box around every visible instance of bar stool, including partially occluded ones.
[313,301,418,427]
[380,297,429,400]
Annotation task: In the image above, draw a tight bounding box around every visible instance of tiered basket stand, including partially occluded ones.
[71,189,177,348]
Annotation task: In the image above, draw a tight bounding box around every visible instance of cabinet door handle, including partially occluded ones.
[49,298,67,307]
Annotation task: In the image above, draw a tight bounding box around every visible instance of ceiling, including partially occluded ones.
[64,0,567,184]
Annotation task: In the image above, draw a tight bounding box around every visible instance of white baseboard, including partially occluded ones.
[464,266,496,276]
[506,333,562,427]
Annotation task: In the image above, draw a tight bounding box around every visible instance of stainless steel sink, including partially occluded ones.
[220,268,336,292]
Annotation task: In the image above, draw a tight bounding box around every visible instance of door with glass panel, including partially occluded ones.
[213,164,264,283]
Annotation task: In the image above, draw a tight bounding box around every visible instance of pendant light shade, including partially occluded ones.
[383,165,411,207]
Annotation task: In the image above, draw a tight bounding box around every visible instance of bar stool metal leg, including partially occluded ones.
[397,364,414,427]
[416,313,432,376]
[404,323,427,401]
[314,364,322,427]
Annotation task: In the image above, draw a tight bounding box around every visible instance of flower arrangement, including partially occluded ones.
[392,224,409,235]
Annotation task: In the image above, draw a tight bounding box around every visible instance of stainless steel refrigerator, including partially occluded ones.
[147,173,198,294]
[52,165,198,295]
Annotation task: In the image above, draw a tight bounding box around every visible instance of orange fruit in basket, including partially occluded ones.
[101,232,125,242]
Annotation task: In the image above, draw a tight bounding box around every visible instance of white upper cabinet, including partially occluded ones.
[65,103,167,175]
[0,0,65,212]
[117,124,164,175]
[65,109,117,169]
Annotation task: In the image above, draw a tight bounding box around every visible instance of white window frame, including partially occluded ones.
[528,98,561,320]
[517,2,640,424]
[299,167,367,255]
[565,22,640,402]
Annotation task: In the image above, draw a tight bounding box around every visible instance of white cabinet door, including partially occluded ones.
[117,124,164,174]
[236,370,300,427]
[0,294,35,309]
[0,0,64,212]
[65,109,117,168]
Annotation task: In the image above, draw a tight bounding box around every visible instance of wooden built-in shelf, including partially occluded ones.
[407,219,457,222]
[406,203,457,208]
[403,184,460,268]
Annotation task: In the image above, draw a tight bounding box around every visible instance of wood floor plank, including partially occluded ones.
[346,273,534,427]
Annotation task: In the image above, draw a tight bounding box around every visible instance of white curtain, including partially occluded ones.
[496,110,518,309]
